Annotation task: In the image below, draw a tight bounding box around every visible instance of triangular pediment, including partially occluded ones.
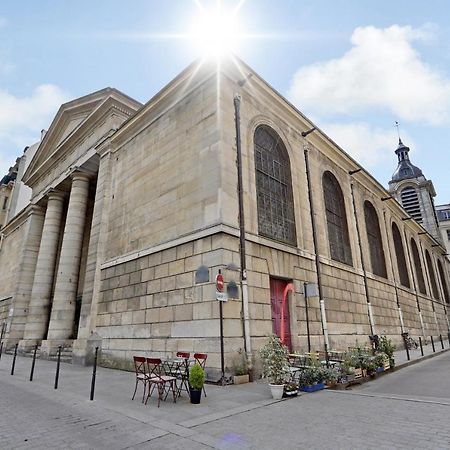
[23,88,142,186]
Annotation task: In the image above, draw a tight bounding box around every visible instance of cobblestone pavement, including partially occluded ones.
[1,351,450,449]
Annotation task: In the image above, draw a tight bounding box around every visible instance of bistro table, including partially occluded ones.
[162,357,193,397]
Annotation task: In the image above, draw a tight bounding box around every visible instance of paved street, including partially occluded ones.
[1,350,450,449]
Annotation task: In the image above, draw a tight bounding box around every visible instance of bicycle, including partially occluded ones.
[401,332,418,350]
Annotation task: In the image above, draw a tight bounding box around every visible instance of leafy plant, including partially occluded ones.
[234,348,248,376]
[284,382,298,393]
[298,366,327,387]
[373,352,388,368]
[189,363,205,390]
[259,335,290,385]
[378,335,396,367]
[346,345,371,369]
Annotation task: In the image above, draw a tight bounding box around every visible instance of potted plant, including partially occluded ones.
[298,366,326,392]
[323,367,340,387]
[189,363,205,404]
[233,350,249,385]
[283,382,299,397]
[378,335,396,368]
[259,335,290,400]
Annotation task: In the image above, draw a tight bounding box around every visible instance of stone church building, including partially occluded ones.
[0,58,449,376]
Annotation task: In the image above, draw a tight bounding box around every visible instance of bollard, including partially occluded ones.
[30,345,37,381]
[448,332,450,346]
[324,342,330,369]
[440,334,444,350]
[90,347,99,401]
[0,341,3,361]
[404,338,410,361]
[431,336,435,353]
[10,343,18,375]
[419,336,424,356]
[54,346,62,389]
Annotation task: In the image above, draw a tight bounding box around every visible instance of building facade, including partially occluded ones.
[436,204,450,258]
[0,59,449,377]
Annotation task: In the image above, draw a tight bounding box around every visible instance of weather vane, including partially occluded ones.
[395,121,401,141]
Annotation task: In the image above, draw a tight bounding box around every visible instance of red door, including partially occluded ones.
[270,278,292,351]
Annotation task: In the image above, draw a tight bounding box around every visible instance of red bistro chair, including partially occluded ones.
[193,353,207,397]
[145,358,177,407]
[132,356,150,403]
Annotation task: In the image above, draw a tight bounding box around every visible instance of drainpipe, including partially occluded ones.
[382,210,405,333]
[419,240,440,334]
[349,180,375,335]
[302,131,329,350]
[403,227,426,340]
[234,94,252,372]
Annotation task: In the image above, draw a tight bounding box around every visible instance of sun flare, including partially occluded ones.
[189,2,243,58]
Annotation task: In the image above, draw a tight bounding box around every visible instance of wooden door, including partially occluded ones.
[270,278,292,351]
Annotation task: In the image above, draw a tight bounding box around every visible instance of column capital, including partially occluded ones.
[71,170,92,183]
[47,189,66,202]
[27,204,46,218]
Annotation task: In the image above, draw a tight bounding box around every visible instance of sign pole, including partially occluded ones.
[216,269,226,385]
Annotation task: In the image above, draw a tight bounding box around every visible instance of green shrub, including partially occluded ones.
[259,335,290,385]
[378,335,396,367]
[189,363,205,390]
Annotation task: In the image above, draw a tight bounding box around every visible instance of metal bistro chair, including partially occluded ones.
[145,358,177,407]
[193,353,207,397]
[132,356,150,403]
[175,352,191,396]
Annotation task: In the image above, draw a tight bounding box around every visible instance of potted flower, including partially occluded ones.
[189,363,205,404]
[283,382,299,397]
[298,366,326,392]
[259,335,290,400]
[378,335,396,368]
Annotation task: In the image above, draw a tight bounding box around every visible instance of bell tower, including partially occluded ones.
[388,137,441,242]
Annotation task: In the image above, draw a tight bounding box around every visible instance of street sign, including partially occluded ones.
[216,273,224,292]
[216,291,228,302]
[305,283,319,298]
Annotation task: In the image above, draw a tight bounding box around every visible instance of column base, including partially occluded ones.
[18,339,42,354]
[72,332,102,366]
[40,339,74,360]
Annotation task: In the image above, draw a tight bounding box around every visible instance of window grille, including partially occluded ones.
[364,201,387,278]
[400,187,422,222]
[254,125,296,246]
[425,250,440,300]
[322,171,352,265]
[410,238,427,295]
[392,222,410,288]
[437,260,449,303]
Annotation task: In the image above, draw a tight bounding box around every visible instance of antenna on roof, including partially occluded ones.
[395,121,401,143]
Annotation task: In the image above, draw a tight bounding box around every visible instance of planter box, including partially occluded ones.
[233,374,249,385]
[283,390,299,398]
[300,383,325,393]
[376,367,384,373]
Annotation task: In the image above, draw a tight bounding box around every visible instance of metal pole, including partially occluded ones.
[440,334,444,349]
[431,336,435,353]
[448,331,450,346]
[0,341,3,361]
[233,94,252,373]
[54,346,61,389]
[30,345,37,381]
[419,336,424,356]
[219,300,225,386]
[90,347,98,401]
[304,282,311,353]
[403,335,410,361]
[10,343,18,375]
[304,144,329,350]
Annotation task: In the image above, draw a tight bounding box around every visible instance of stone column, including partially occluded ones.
[5,205,45,348]
[20,192,65,348]
[46,172,90,341]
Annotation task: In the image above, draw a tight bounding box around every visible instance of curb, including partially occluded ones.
[393,347,450,371]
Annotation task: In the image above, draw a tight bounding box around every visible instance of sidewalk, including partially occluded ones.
[393,336,450,367]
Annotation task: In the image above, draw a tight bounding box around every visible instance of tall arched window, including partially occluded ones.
[410,238,427,295]
[254,125,296,245]
[437,260,449,303]
[322,171,352,265]
[425,250,440,300]
[364,201,387,278]
[392,222,410,288]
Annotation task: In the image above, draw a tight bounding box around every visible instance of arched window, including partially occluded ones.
[254,125,296,245]
[410,238,426,295]
[425,250,440,300]
[437,260,449,303]
[401,186,422,222]
[322,171,352,265]
[364,201,387,278]
[392,222,410,288]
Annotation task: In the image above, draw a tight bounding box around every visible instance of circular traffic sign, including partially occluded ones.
[216,273,224,292]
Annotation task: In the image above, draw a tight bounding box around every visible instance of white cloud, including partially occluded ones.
[289,25,450,125]
[0,83,68,176]
[319,121,412,169]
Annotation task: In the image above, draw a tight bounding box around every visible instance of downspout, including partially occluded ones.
[403,227,426,340]
[382,211,405,333]
[419,240,440,334]
[303,134,330,350]
[234,94,252,372]
[349,181,375,335]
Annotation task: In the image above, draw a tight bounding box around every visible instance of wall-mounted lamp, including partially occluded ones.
[349,169,362,175]
[301,127,316,138]
[402,217,412,221]
[381,196,393,201]
[432,244,440,247]
[418,232,427,235]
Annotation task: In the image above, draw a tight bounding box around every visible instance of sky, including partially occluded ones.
[0,0,449,203]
